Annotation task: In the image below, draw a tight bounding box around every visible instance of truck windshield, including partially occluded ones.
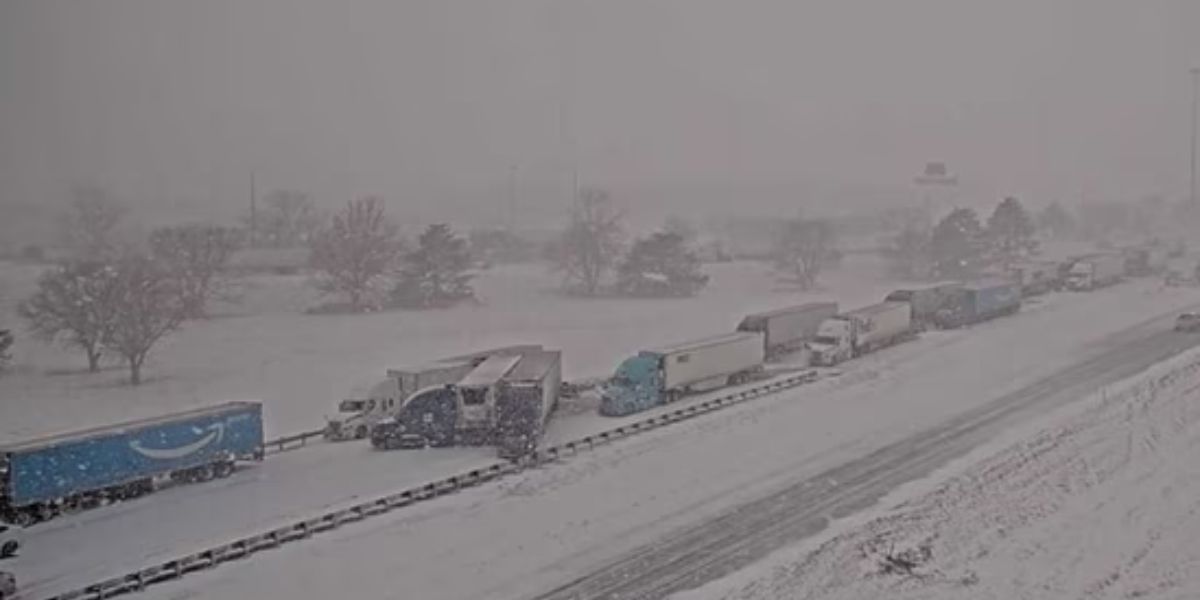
[461,387,487,405]
[813,336,838,345]
[338,400,367,412]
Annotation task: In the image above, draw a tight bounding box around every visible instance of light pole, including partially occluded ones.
[1190,68,1199,211]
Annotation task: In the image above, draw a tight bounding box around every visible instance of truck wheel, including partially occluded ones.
[214,461,234,479]
[355,425,368,440]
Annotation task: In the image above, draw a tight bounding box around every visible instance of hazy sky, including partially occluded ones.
[2,0,1198,228]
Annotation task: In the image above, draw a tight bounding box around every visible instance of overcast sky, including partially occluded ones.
[2,0,1198,227]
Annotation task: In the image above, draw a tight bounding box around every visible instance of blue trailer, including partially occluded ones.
[935,280,1021,328]
[1,401,263,525]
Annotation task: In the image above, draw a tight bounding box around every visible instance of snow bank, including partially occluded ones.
[681,343,1200,600]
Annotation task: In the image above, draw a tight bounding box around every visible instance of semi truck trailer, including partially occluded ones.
[495,350,563,459]
[737,302,838,359]
[1,401,263,525]
[883,282,962,330]
[807,302,913,366]
[1066,253,1124,291]
[935,280,1022,328]
[600,332,765,417]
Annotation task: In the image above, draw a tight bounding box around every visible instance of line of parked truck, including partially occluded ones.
[0,245,1167,536]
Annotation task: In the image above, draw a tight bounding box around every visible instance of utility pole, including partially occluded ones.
[1190,68,1199,211]
[250,172,257,248]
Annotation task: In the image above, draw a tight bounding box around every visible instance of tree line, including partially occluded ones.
[887,197,1040,280]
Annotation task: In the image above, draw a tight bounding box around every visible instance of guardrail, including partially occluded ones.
[261,428,326,455]
[40,370,819,600]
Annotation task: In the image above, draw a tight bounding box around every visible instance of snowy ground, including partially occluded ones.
[79,280,1197,600]
[683,342,1200,600]
[0,257,899,441]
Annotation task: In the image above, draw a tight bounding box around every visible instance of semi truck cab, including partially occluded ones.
[600,353,663,416]
[807,317,854,366]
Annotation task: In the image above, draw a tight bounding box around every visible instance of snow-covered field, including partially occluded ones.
[0,257,898,441]
[685,342,1200,600]
[106,280,1200,600]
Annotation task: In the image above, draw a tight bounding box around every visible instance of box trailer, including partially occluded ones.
[737,302,838,358]
[1,401,263,525]
[1006,261,1060,296]
[883,282,962,329]
[1066,253,1124,291]
[807,302,913,366]
[600,332,765,416]
[936,280,1021,328]
[495,350,563,459]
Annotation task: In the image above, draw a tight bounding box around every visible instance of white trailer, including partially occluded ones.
[495,350,563,458]
[656,332,765,394]
[737,302,838,358]
[456,353,524,442]
[1067,253,1124,291]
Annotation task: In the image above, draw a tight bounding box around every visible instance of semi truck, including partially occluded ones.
[495,350,563,459]
[807,302,913,366]
[1123,245,1170,277]
[325,345,542,441]
[883,282,962,330]
[371,349,549,449]
[935,280,1021,328]
[0,401,263,526]
[600,332,765,417]
[1065,253,1124,291]
[1006,261,1060,296]
[736,302,838,358]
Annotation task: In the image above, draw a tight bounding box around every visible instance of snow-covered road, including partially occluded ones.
[51,282,1186,600]
[686,335,1200,600]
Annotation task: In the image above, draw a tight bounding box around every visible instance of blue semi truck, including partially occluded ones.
[934,280,1022,328]
[0,401,263,525]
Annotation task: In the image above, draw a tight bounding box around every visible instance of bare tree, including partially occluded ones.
[18,261,121,372]
[773,218,836,290]
[150,224,243,318]
[59,186,128,259]
[553,187,625,296]
[309,197,403,311]
[106,255,188,385]
[247,190,326,248]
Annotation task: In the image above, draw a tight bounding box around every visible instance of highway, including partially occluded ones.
[531,313,1200,599]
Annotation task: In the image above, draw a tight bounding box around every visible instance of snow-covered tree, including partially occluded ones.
[552,187,625,296]
[18,261,121,372]
[392,224,476,308]
[987,197,1038,268]
[309,197,403,312]
[773,218,836,290]
[1037,201,1075,238]
[150,224,243,318]
[0,329,13,372]
[930,208,986,278]
[617,231,709,297]
[887,226,932,279]
[106,255,188,385]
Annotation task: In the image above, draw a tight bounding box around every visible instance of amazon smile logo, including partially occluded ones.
[129,423,225,460]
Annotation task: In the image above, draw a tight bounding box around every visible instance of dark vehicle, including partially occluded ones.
[370,385,459,449]
[884,282,962,330]
[1174,312,1200,332]
[1,401,263,525]
[495,351,563,459]
[935,280,1021,329]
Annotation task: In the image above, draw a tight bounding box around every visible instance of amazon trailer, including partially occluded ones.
[0,401,263,526]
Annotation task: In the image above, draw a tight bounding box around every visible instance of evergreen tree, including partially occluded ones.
[930,208,986,278]
[616,231,709,297]
[987,197,1038,268]
[392,224,476,308]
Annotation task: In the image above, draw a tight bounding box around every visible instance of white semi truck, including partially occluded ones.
[1066,253,1125,291]
[807,302,913,366]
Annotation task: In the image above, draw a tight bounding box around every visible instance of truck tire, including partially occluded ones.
[355,425,368,440]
